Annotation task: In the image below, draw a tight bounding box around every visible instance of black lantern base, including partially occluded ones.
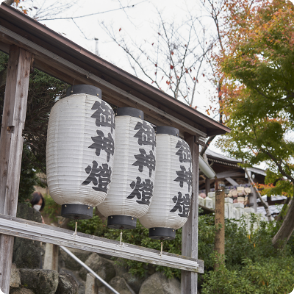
[107,215,137,229]
[149,227,176,240]
[61,204,93,220]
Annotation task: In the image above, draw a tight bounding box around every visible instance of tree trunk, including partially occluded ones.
[272,195,294,248]
[276,197,291,222]
[245,169,272,221]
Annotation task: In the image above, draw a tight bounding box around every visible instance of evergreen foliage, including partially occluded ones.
[67,208,294,292]
[0,51,68,202]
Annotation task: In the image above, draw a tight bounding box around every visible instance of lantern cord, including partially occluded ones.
[160,242,163,256]
[120,231,123,246]
[73,221,78,236]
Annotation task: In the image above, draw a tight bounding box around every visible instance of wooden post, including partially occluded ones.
[205,178,210,196]
[43,243,59,271]
[214,179,225,269]
[0,45,31,293]
[181,136,199,294]
[85,273,98,294]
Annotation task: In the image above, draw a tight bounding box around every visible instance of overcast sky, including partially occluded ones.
[16,0,217,115]
[6,0,262,160]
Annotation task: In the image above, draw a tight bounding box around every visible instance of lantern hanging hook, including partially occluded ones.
[120,230,123,246]
[73,221,78,236]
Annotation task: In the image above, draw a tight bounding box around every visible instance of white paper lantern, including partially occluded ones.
[139,127,192,240]
[98,107,156,229]
[46,85,115,219]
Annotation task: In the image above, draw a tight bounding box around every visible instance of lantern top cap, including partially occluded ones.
[156,126,179,137]
[116,107,144,120]
[66,84,102,97]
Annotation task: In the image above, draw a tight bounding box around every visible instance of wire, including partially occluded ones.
[41,1,147,21]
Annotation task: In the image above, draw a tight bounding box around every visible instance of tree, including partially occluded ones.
[215,0,294,248]
[101,10,213,107]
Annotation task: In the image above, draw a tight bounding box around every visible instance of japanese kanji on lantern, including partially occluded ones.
[98,107,156,229]
[46,85,115,219]
[140,126,192,240]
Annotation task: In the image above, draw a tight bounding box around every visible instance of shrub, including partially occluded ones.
[202,256,294,294]
[42,194,61,222]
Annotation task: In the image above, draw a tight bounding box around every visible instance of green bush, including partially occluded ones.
[202,255,294,294]
[42,194,61,222]
[68,213,108,236]
[66,207,294,292]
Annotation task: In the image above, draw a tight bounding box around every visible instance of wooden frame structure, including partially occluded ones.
[0,4,230,294]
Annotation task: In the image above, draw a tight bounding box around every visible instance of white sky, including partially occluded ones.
[7,0,252,158]
[17,0,218,116]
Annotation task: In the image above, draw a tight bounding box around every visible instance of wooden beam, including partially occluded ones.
[205,178,210,195]
[0,25,208,138]
[199,204,215,214]
[0,45,31,294]
[225,177,239,186]
[0,214,204,274]
[216,171,244,179]
[181,136,199,293]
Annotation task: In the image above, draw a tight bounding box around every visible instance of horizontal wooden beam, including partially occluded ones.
[225,177,239,186]
[0,25,207,138]
[216,171,244,179]
[199,204,215,214]
[0,214,204,274]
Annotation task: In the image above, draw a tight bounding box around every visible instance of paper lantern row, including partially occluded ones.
[46,85,192,240]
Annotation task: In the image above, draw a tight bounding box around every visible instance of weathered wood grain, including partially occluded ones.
[205,178,210,195]
[43,243,59,271]
[0,214,204,274]
[214,186,225,269]
[181,136,200,294]
[0,45,31,294]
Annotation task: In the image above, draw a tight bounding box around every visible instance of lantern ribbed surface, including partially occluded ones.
[140,129,192,234]
[98,108,156,224]
[46,88,115,208]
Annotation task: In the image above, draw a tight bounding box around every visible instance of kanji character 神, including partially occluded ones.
[132,149,156,177]
[88,131,114,162]
[170,192,191,217]
[127,177,154,205]
[82,161,112,192]
[174,165,192,192]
